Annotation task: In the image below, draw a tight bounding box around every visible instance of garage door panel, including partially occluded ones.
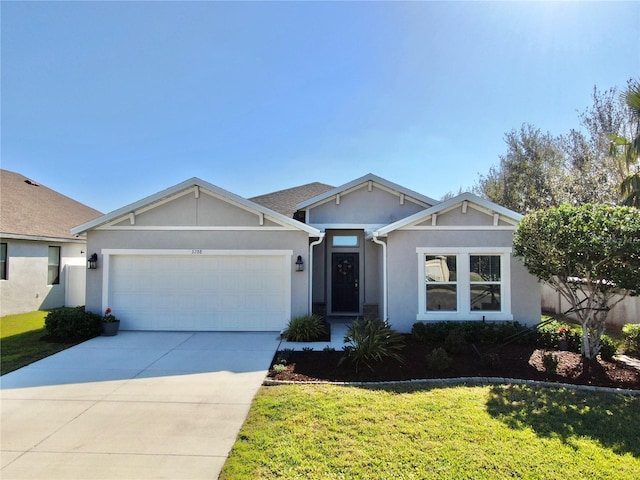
[109,254,289,331]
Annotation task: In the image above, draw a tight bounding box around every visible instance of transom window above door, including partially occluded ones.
[332,235,359,247]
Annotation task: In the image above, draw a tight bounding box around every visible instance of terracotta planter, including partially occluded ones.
[102,320,120,336]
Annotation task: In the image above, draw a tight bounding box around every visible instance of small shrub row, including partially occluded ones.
[622,323,640,356]
[412,321,534,346]
[44,306,102,340]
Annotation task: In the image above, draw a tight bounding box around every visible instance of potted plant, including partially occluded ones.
[102,307,120,336]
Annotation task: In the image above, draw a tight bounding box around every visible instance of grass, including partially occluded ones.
[0,311,82,375]
[221,384,640,479]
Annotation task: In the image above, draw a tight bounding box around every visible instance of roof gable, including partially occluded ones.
[296,173,439,210]
[71,177,321,236]
[373,192,523,236]
[0,169,102,241]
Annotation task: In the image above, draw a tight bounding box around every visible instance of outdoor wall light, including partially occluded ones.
[295,255,304,272]
[87,253,98,270]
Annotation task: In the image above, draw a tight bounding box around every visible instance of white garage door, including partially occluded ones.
[108,254,290,331]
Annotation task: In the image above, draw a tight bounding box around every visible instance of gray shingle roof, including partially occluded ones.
[0,169,102,240]
[250,182,334,218]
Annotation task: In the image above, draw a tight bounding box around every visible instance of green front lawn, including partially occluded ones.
[221,384,640,479]
[0,311,81,375]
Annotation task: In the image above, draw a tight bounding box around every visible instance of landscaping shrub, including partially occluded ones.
[599,335,617,361]
[274,349,294,366]
[411,321,428,343]
[282,315,327,342]
[444,330,467,354]
[426,347,452,371]
[481,352,501,369]
[622,323,640,356]
[44,306,102,340]
[542,352,559,375]
[536,320,581,352]
[272,363,287,374]
[340,318,405,372]
[412,321,535,345]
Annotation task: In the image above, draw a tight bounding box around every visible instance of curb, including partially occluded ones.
[263,376,640,396]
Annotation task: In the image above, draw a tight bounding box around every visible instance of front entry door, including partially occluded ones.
[331,253,359,313]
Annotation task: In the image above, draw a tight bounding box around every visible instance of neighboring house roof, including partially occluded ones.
[250,182,334,218]
[373,192,523,237]
[296,173,440,210]
[0,169,102,242]
[71,177,323,237]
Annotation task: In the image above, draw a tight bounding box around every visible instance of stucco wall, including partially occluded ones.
[308,186,426,225]
[0,239,86,315]
[85,229,312,319]
[385,229,540,332]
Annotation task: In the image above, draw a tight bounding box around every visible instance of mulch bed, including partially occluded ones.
[268,336,640,390]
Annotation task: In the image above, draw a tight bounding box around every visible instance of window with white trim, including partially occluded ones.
[425,255,457,311]
[417,248,512,321]
[48,246,60,285]
[470,255,501,311]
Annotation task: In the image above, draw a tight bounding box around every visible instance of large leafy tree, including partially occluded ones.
[513,204,640,360]
[609,79,640,207]
[476,82,636,212]
[475,124,568,213]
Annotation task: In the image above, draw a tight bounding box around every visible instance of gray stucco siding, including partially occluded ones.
[0,239,86,315]
[430,208,493,227]
[385,229,540,332]
[308,187,425,225]
[112,192,278,228]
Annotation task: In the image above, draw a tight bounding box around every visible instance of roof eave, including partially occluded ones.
[71,177,322,237]
[296,173,440,210]
[373,192,523,236]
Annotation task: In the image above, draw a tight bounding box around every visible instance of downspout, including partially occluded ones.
[371,232,388,321]
[308,234,325,314]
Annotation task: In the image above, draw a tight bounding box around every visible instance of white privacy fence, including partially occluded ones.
[541,282,640,329]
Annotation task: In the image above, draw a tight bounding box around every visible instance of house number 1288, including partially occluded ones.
[191,249,203,255]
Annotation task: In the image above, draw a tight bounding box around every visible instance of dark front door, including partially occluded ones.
[331,253,359,313]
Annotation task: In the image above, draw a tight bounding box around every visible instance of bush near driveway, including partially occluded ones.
[44,306,102,340]
[0,310,86,375]
[282,314,327,342]
[221,384,640,479]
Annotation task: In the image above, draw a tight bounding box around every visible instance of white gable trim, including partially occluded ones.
[374,192,522,237]
[297,173,439,210]
[97,226,299,232]
[71,177,321,237]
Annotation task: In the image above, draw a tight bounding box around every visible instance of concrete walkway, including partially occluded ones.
[0,331,281,479]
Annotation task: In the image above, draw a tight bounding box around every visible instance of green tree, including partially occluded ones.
[475,124,567,213]
[513,204,640,360]
[609,79,640,207]
[476,81,636,211]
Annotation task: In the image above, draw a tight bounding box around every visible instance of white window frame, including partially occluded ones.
[416,247,513,321]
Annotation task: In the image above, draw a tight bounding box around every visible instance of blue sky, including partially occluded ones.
[2,1,639,214]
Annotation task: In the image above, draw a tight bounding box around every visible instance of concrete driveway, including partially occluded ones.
[0,331,281,479]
